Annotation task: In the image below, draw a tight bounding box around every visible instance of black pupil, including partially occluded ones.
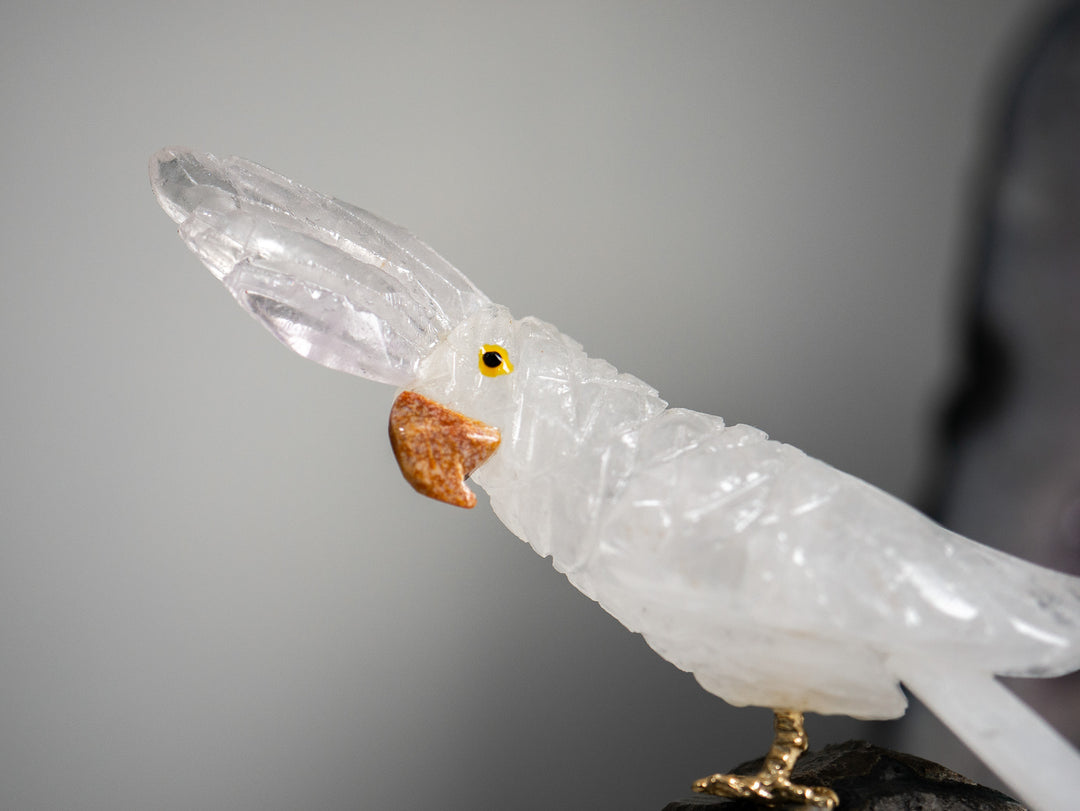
[482,351,504,369]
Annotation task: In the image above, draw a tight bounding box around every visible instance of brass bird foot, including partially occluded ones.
[693,709,838,809]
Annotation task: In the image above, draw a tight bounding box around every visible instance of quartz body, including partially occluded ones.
[152,148,1080,810]
[412,304,1080,719]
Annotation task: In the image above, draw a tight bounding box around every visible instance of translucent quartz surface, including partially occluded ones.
[153,150,1080,810]
[149,149,1080,717]
[150,148,488,385]
[415,304,1080,720]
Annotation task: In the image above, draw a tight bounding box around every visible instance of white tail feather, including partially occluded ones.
[893,656,1080,811]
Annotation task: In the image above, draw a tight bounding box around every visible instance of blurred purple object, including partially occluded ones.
[908,0,1080,783]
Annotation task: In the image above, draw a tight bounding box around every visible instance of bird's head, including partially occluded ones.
[393,301,665,516]
[390,301,595,509]
[388,302,520,509]
[150,148,604,511]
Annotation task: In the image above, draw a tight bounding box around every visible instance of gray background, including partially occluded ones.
[0,2,1057,809]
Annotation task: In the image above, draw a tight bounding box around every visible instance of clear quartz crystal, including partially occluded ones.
[417,304,1080,720]
[150,148,488,385]
[153,148,1080,811]
[151,150,1080,717]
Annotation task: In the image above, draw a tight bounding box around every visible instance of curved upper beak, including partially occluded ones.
[388,391,501,508]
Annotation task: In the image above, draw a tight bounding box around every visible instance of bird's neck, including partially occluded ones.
[475,353,668,571]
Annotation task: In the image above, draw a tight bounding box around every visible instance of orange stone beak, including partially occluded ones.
[388,391,501,508]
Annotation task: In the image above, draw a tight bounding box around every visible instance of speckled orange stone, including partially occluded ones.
[388,390,501,508]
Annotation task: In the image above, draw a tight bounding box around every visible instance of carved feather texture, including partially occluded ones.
[413,304,1080,720]
[153,148,1080,810]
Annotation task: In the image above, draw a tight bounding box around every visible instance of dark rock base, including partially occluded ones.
[663,740,1025,810]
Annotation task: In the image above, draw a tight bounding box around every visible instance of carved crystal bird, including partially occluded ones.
[151,148,1080,810]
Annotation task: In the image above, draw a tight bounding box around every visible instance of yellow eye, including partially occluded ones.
[479,344,514,377]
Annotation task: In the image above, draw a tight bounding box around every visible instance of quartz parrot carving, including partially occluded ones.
[151,148,1080,810]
